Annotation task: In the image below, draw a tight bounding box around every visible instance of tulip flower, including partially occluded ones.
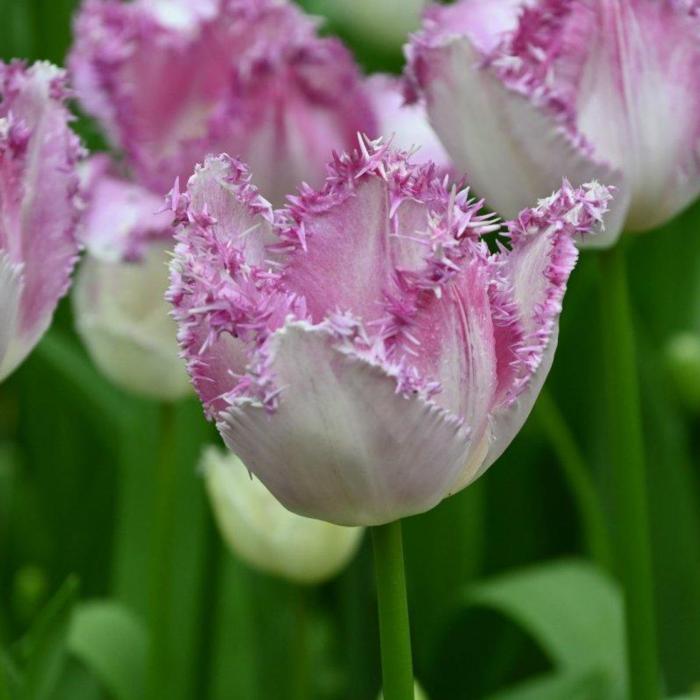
[406,0,700,247]
[367,75,452,172]
[73,163,190,400]
[69,0,376,205]
[168,137,611,527]
[0,62,83,381]
[202,446,363,584]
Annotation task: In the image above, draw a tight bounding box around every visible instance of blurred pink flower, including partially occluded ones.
[168,137,611,525]
[0,62,83,381]
[407,0,700,247]
[69,0,375,204]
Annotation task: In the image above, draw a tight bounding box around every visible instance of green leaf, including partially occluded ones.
[462,560,626,700]
[15,577,79,700]
[0,650,22,700]
[67,601,148,700]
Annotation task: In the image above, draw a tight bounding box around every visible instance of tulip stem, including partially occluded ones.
[535,389,613,570]
[598,244,660,700]
[371,520,414,700]
[148,402,178,699]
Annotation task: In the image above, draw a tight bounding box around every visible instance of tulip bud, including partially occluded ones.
[665,332,700,412]
[74,240,190,402]
[73,162,189,402]
[202,446,364,584]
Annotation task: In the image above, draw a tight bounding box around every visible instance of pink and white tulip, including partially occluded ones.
[0,62,83,381]
[69,0,376,204]
[407,0,700,247]
[168,138,611,526]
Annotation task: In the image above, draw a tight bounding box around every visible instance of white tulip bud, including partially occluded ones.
[73,240,190,401]
[202,446,364,584]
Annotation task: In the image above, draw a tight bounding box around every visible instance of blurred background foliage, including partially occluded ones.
[0,1,699,699]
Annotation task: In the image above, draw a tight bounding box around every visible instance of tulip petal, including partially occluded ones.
[0,253,23,380]
[571,0,700,230]
[479,180,612,471]
[218,321,473,526]
[407,9,629,247]
[169,155,300,417]
[0,62,82,379]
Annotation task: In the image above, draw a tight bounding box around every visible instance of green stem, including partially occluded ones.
[148,402,178,700]
[535,389,613,570]
[290,586,309,700]
[598,244,660,700]
[371,520,414,700]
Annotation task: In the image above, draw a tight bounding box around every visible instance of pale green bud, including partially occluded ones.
[202,446,364,584]
[73,241,190,401]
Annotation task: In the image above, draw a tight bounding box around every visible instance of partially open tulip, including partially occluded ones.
[69,0,375,205]
[169,138,611,526]
[202,446,363,583]
[0,62,82,381]
[73,163,190,400]
[407,0,700,247]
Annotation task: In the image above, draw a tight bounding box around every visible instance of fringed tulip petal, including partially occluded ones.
[218,322,474,526]
[408,0,700,243]
[170,139,612,525]
[0,62,82,380]
[69,0,376,202]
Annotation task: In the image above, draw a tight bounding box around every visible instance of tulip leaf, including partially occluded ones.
[67,601,148,700]
[14,577,78,700]
[462,560,626,700]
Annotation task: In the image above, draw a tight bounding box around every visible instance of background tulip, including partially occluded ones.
[202,446,363,584]
[69,0,376,205]
[0,62,82,381]
[407,0,700,247]
[168,139,611,527]
[72,161,190,401]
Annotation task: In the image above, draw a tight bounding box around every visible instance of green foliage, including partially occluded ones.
[67,601,148,700]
